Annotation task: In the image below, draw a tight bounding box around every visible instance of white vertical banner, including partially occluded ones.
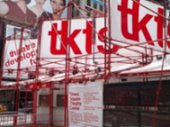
[68,81,103,127]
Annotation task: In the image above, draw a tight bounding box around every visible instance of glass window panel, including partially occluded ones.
[104,85,138,106]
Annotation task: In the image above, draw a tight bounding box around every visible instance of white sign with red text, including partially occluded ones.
[41,18,110,56]
[68,81,103,127]
[3,39,37,79]
[111,0,170,53]
[40,18,109,71]
[40,18,146,73]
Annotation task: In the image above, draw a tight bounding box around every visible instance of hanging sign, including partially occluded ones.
[68,81,103,127]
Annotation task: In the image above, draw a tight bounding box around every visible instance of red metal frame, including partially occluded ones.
[0,0,169,127]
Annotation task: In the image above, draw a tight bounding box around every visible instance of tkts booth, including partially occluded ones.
[0,0,170,127]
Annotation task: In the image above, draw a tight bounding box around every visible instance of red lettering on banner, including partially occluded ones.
[118,0,170,49]
[69,29,82,54]
[49,21,94,55]
[167,24,170,49]
[118,0,153,44]
[5,42,37,67]
[48,21,119,55]
[168,24,170,35]
[97,27,119,54]
[48,21,67,54]
[83,21,93,54]
[154,8,164,48]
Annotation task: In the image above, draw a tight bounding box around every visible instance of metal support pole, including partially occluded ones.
[104,0,108,82]
[33,13,44,126]
[14,27,24,127]
[152,1,168,127]
[108,0,112,79]
[137,85,141,127]
[49,86,53,125]
[32,89,37,127]
[104,0,111,82]
[0,21,6,88]
[64,1,73,127]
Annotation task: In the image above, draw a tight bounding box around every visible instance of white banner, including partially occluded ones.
[68,81,103,127]
[3,39,37,79]
[111,0,170,53]
[40,18,109,71]
[40,18,146,73]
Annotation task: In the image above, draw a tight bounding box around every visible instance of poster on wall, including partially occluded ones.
[0,0,67,27]
[68,81,103,127]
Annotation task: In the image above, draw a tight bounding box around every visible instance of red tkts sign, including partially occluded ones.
[111,0,170,51]
[41,1,170,59]
[48,20,119,55]
[117,0,170,48]
[40,2,168,72]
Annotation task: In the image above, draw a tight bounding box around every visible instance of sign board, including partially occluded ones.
[40,18,146,73]
[3,39,37,79]
[68,81,103,127]
[111,0,170,53]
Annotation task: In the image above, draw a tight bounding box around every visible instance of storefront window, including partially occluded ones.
[0,90,16,112]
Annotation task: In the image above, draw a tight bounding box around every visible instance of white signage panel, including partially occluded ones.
[3,39,37,79]
[40,18,145,73]
[111,0,170,53]
[40,18,109,71]
[68,81,103,127]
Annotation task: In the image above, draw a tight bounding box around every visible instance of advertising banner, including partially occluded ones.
[40,18,145,73]
[3,39,37,79]
[110,0,170,53]
[68,81,103,127]
[40,18,109,71]
[0,0,67,27]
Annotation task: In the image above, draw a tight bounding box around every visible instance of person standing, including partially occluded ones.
[38,0,66,21]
